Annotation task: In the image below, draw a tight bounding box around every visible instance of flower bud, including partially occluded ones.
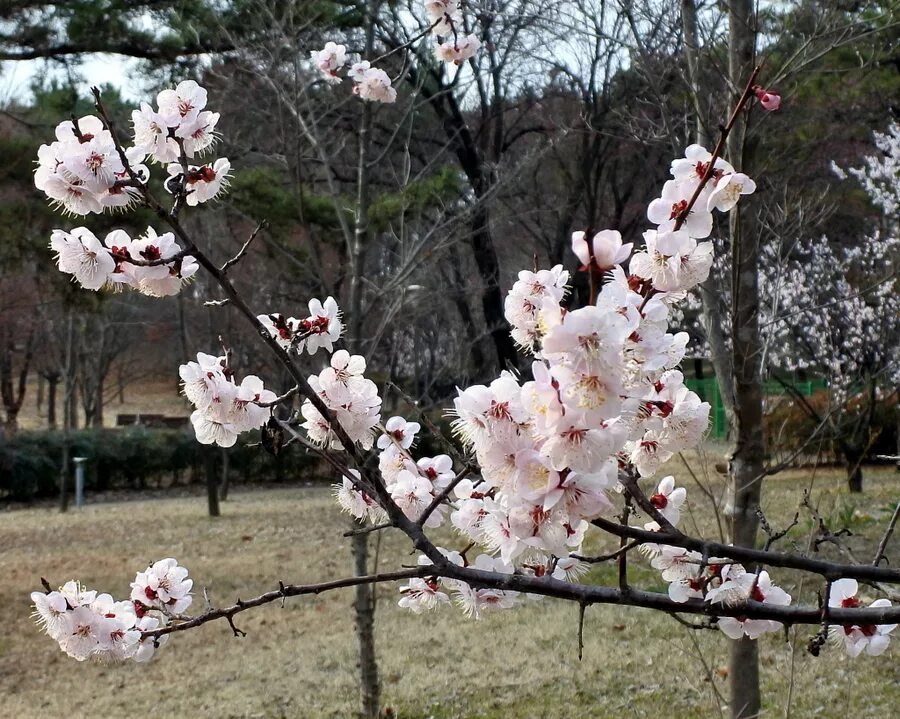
[753,87,781,111]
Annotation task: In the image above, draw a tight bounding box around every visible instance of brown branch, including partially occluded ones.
[672,65,762,232]
[590,516,900,584]
[137,557,900,645]
[344,522,394,537]
[757,506,800,551]
[142,568,428,639]
[221,222,268,273]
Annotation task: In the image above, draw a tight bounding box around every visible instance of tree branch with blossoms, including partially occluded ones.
[29,21,899,669]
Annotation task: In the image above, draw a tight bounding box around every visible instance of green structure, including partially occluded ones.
[684,377,826,439]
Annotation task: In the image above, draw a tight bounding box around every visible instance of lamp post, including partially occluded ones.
[73,457,87,508]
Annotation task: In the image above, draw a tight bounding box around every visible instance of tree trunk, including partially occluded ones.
[0,327,34,435]
[725,2,764,718]
[470,204,519,371]
[446,244,488,378]
[219,448,230,500]
[844,446,864,493]
[94,373,105,427]
[349,6,380,715]
[682,0,737,431]
[352,527,379,718]
[205,449,221,517]
[59,313,74,513]
[46,374,58,428]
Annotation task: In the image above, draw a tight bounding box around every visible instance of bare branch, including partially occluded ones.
[221,222,268,273]
[591,516,900,585]
[873,502,900,567]
[142,568,428,640]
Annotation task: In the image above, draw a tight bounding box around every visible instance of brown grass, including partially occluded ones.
[1,462,898,718]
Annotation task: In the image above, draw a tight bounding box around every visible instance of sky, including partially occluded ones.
[1,54,142,106]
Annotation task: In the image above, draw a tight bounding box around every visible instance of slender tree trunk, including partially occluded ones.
[219,448,230,500]
[843,444,864,493]
[205,449,221,517]
[725,3,764,718]
[94,373,105,427]
[446,244,488,377]
[0,327,34,435]
[348,5,380,715]
[682,0,737,429]
[352,525,379,718]
[59,313,74,513]
[46,374,58,428]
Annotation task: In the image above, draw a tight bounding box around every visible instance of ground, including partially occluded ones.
[1,462,898,718]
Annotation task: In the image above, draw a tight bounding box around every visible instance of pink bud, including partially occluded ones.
[753,87,781,112]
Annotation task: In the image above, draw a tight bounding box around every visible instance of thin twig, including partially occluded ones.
[757,506,801,551]
[577,601,586,661]
[344,522,394,537]
[572,540,641,564]
[258,385,300,409]
[417,466,471,527]
[221,221,268,273]
[873,501,900,567]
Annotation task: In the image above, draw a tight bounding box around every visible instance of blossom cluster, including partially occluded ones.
[639,532,793,640]
[308,43,397,103]
[334,415,457,529]
[36,82,232,298]
[30,559,191,663]
[308,0,481,99]
[385,144,754,616]
[180,352,277,447]
[301,350,382,450]
[51,226,198,296]
[386,140,847,646]
[35,114,144,215]
[828,579,896,657]
[425,0,481,64]
[132,80,220,164]
[258,297,344,356]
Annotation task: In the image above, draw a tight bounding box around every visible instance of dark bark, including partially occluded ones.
[59,313,74,513]
[725,2,764,718]
[219,448,231,501]
[844,446,864,493]
[352,527,379,718]
[205,449,221,517]
[446,245,488,376]
[45,372,59,428]
[0,327,34,434]
[412,67,519,372]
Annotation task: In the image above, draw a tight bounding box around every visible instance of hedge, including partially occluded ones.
[0,427,323,502]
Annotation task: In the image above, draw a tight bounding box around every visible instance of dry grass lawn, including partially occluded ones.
[1,462,898,718]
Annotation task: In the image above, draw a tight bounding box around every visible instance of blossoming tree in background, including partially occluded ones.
[27,3,900,716]
[761,122,900,492]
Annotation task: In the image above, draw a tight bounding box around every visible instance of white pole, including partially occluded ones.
[73,457,87,508]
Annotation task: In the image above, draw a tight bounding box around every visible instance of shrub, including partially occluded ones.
[0,427,323,502]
